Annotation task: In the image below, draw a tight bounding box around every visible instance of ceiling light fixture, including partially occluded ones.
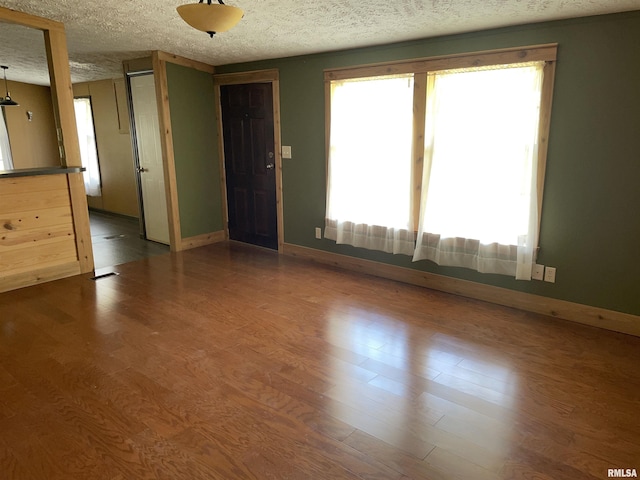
[177,0,244,38]
[0,66,18,107]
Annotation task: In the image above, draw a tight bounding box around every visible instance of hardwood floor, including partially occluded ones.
[89,210,169,270]
[0,241,638,479]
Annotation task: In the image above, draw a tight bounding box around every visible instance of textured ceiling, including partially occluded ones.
[0,0,639,85]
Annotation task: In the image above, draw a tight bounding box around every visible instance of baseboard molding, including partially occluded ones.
[88,207,139,221]
[283,243,640,337]
[180,231,227,251]
[0,261,82,294]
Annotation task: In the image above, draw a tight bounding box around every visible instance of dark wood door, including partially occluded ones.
[220,83,278,250]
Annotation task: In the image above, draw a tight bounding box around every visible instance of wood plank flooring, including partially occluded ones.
[0,241,638,479]
[89,210,169,270]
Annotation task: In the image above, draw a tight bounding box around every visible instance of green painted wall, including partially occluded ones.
[166,62,223,239]
[217,11,640,317]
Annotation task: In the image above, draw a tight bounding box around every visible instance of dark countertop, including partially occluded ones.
[0,166,85,179]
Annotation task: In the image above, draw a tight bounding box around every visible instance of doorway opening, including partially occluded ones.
[89,210,169,270]
[73,74,171,270]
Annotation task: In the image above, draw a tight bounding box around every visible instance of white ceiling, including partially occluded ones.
[1,0,639,85]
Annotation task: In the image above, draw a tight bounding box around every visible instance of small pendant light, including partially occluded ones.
[0,66,18,107]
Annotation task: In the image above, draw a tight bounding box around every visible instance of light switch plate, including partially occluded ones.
[532,264,544,281]
[282,146,292,159]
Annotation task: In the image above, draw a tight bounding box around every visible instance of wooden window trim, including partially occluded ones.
[324,44,557,81]
[411,73,427,231]
[325,43,558,238]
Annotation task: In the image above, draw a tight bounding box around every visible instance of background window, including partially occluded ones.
[73,97,102,196]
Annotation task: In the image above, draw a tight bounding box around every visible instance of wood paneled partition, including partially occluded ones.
[0,6,94,292]
[0,169,88,292]
[0,175,75,265]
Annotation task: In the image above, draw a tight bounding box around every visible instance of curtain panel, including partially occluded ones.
[0,109,13,170]
[412,64,544,280]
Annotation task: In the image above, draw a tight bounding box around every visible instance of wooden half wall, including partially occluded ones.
[0,6,93,293]
[0,169,91,292]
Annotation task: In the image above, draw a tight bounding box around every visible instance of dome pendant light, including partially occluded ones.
[0,66,18,107]
[177,0,244,38]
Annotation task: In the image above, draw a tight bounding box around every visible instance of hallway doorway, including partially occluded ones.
[89,210,169,270]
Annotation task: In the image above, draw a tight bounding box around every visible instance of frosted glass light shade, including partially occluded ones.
[177,3,244,35]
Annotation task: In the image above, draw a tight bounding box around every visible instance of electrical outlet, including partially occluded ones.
[544,266,556,283]
[532,264,544,281]
[315,227,322,239]
[282,146,292,159]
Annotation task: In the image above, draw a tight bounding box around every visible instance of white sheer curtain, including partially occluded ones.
[412,63,544,279]
[325,75,415,255]
[0,108,13,170]
[73,97,102,196]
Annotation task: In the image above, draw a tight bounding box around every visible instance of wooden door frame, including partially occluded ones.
[153,51,218,252]
[127,71,174,245]
[127,51,217,252]
[213,69,284,253]
[123,69,153,241]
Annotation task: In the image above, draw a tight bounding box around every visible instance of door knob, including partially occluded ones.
[266,163,274,169]
[137,166,147,173]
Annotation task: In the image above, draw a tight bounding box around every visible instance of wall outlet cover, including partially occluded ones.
[544,266,556,283]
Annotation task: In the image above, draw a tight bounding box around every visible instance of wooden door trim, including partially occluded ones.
[213,69,284,252]
[152,52,182,252]
[147,51,219,252]
[156,51,215,75]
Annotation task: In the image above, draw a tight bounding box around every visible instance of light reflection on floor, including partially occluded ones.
[324,304,517,464]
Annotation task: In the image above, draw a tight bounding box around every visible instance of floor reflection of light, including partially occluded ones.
[423,333,518,461]
[325,306,408,364]
[92,280,123,335]
[2,320,15,337]
[324,311,520,462]
[325,305,427,452]
[425,333,520,398]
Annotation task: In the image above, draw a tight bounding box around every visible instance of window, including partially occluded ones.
[325,74,416,255]
[0,108,13,170]
[324,45,557,279]
[73,97,101,196]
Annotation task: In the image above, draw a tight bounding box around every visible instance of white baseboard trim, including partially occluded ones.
[282,243,640,337]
